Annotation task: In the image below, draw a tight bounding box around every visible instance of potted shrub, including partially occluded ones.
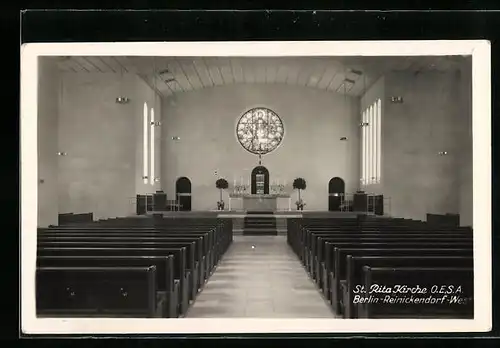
[215,178,229,210]
[293,177,307,210]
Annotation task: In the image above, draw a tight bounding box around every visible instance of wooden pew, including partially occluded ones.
[39,229,218,287]
[329,247,473,314]
[39,226,220,266]
[356,267,473,318]
[323,239,472,285]
[40,225,229,271]
[38,239,200,301]
[288,222,471,262]
[304,234,471,284]
[312,234,472,284]
[37,247,190,316]
[37,255,179,317]
[37,266,159,317]
[57,212,94,225]
[305,227,471,257]
[39,234,209,289]
[37,216,234,318]
[343,256,473,318]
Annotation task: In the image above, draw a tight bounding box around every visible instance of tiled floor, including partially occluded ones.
[186,236,336,318]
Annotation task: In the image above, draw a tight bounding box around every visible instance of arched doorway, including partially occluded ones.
[251,166,269,194]
[328,177,345,211]
[175,177,192,211]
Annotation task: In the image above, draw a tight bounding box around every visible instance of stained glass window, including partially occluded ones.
[236,107,284,155]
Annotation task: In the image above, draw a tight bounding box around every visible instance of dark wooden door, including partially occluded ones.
[328,177,345,211]
[176,177,192,211]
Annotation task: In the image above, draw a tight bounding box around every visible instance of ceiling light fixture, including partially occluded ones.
[390,96,404,103]
[115,96,130,104]
[116,61,130,104]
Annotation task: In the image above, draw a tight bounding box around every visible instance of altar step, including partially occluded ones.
[242,228,278,236]
[243,219,277,227]
[243,220,276,227]
[243,214,277,236]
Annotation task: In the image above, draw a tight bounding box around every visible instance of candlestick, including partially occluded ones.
[240,177,243,185]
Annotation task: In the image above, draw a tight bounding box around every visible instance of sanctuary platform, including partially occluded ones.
[228,193,292,211]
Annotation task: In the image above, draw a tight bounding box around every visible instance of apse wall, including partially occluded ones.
[38,71,162,223]
[161,84,360,211]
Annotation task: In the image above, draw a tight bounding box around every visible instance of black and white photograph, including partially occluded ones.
[20,41,491,334]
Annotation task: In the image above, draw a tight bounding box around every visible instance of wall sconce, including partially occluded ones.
[359,122,369,127]
[390,96,403,103]
[142,175,149,180]
[340,137,348,141]
[57,152,67,156]
[438,151,448,155]
[151,121,161,126]
[154,177,160,182]
[115,97,130,104]
[172,136,180,140]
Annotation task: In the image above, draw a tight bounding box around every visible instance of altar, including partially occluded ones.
[228,193,292,212]
[228,156,292,211]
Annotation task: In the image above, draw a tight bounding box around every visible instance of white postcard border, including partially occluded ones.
[20,40,491,334]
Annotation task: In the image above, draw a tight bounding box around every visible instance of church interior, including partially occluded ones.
[35,55,474,319]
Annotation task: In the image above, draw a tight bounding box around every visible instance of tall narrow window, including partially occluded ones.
[371,103,376,184]
[376,99,382,183]
[361,99,382,186]
[143,102,149,184]
[365,108,369,185]
[368,105,372,184]
[361,110,367,185]
[150,107,155,185]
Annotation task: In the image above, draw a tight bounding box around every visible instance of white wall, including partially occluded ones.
[161,84,360,211]
[54,72,161,221]
[37,57,60,227]
[382,69,471,222]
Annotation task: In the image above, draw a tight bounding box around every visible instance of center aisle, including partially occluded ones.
[187,235,335,318]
